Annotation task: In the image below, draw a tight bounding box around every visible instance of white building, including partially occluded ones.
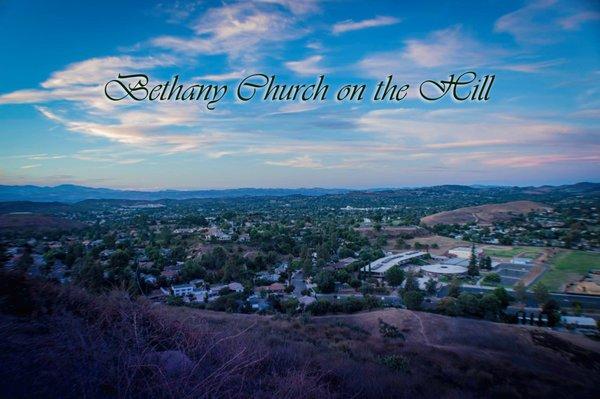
[171,284,194,297]
[561,316,597,331]
[512,257,533,265]
[420,264,468,277]
[228,282,244,293]
[362,251,428,278]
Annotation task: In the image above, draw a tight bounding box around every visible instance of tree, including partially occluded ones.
[480,293,502,320]
[349,278,361,289]
[478,256,486,270]
[384,265,405,287]
[403,273,419,293]
[479,255,492,270]
[484,256,492,270]
[573,301,582,316]
[492,286,511,308]
[467,244,479,276]
[542,299,561,327]
[457,292,480,316]
[180,259,206,281]
[482,273,501,285]
[448,277,461,298]
[335,269,351,284]
[395,238,408,249]
[533,282,549,305]
[425,278,437,295]
[73,257,105,292]
[437,296,460,316]
[514,281,527,303]
[403,290,424,310]
[109,249,130,269]
[315,270,336,293]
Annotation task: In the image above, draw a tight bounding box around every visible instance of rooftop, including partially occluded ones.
[421,264,468,275]
[362,251,427,274]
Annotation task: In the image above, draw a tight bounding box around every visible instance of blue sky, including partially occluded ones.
[0,0,598,189]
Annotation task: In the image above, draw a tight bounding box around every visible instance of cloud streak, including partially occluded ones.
[332,16,400,34]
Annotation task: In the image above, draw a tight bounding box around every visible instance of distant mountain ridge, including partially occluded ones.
[0,184,352,203]
[0,182,597,203]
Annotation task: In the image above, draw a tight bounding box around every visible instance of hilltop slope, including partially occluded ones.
[0,273,598,399]
[421,200,552,226]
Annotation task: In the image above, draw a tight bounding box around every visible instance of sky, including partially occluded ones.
[0,0,599,190]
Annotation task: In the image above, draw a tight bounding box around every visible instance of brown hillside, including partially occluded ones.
[1,272,598,399]
[421,200,552,226]
[0,213,84,231]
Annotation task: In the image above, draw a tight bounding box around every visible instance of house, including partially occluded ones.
[190,279,205,287]
[227,282,244,293]
[141,273,157,284]
[193,289,209,302]
[171,284,194,297]
[138,261,155,270]
[256,282,286,293]
[161,267,180,280]
[274,262,289,274]
[256,271,280,283]
[248,295,271,311]
[327,257,357,271]
[209,284,228,296]
[205,227,231,241]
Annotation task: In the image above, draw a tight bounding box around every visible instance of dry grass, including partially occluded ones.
[1,271,599,398]
[421,200,551,226]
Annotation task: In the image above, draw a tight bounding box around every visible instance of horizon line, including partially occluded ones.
[0,181,598,192]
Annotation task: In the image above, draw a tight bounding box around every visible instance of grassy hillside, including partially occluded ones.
[541,251,600,291]
[1,271,599,398]
[421,200,551,226]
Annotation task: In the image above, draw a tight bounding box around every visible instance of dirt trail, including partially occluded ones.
[409,310,430,345]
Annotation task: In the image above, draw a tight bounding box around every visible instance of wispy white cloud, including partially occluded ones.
[151,2,311,62]
[272,103,319,114]
[285,55,328,76]
[266,155,323,168]
[558,11,600,30]
[0,55,175,111]
[499,58,565,73]
[255,0,319,15]
[357,26,502,78]
[495,0,599,44]
[482,153,600,168]
[35,105,229,154]
[356,107,582,150]
[332,16,400,34]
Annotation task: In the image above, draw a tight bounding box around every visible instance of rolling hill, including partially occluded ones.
[1,273,598,398]
[421,200,552,226]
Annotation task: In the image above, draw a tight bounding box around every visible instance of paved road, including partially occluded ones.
[437,284,600,309]
[291,270,307,297]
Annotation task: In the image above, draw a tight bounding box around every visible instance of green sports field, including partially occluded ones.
[539,251,600,291]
